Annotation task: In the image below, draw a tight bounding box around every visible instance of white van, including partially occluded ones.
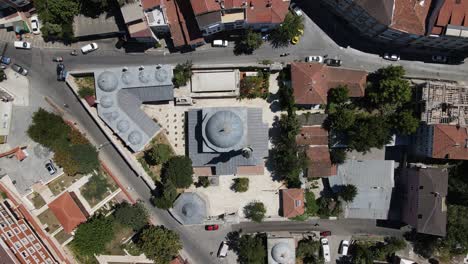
[14,41,31,49]
[212,40,228,47]
[217,241,229,258]
[340,240,349,256]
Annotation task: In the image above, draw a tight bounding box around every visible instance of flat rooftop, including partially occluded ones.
[191,69,239,93]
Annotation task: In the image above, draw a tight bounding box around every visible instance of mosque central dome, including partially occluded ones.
[205,110,244,149]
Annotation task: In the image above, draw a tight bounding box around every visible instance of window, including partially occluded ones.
[45,259,53,264]
[14,241,21,249]
[20,224,27,231]
[13,227,20,234]
[34,243,41,250]
[294,200,302,207]
[6,231,13,237]
[21,251,28,258]
[21,237,28,244]
[28,235,35,241]
[418,214,422,219]
[419,186,424,190]
[27,247,35,254]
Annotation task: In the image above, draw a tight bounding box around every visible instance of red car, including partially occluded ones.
[320,231,332,237]
[205,224,219,231]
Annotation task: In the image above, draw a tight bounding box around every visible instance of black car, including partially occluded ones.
[11,64,28,76]
[56,63,65,81]
[324,58,342,67]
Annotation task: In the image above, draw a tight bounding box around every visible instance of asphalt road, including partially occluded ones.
[1,13,463,264]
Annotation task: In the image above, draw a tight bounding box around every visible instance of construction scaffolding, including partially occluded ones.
[420,81,468,126]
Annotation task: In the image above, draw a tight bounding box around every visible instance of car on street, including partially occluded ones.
[30,15,40,34]
[305,55,323,63]
[14,41,31,49]
[56,63,66,81]
[340,240,350,256]
[290,3,303,16]
[217,241,229,258]
[291,29,304,45]
[0,56,11,65]
[320,231,332,237]
[324,58,342,67]
[212,40,228,47]
[205,224,219,231]
[81,42,99,53]
[11,63,28,76]
[45,160,57,175]
[432,55,448,63]
[383,53,400,61]
[321,238,331,262]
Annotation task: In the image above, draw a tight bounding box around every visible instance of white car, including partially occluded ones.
[14,41,31,49]
[30,15,40,34]
[217,241,229,258]
[212,40,228,47]
[290,3,303,16]
[321,238,331,263]
[305,56,323,63]
[80,42,99,54]
[383,53,400,61]
[432,55,447,63]
[340,240,350,256]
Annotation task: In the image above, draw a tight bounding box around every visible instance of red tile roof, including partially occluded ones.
[190,0,222,15]
[48,192,87,233]
[391,0,432,35]
[164,0,204,48]
[245,0,290,24]
[305,146,336,178]
[432,124,468,160]
[141,0,161,10]
[84,95,96,107]
[431,0,468,34]
[291,62,367,105]
[281,188,305,218]
[296,127,328,146]
[236,164,265,175]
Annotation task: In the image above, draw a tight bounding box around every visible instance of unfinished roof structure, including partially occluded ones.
[419,81,468,126]
[187,107,268,176]
[94,65,174,152]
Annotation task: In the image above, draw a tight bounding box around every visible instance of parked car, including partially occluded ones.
[290,3,303,16]
[45,160,57,175]
[11,64,28,76]
[383,53,400,61]
[432,55,447,63]
[321,238,331,263]
[320,231,332,237]
[217,241,229,258]
[340,240,350,256]
[80,42,99,53]
[305,56,323,63]
[14,41,31,49]
[324,58,342,67]
[212,40,228,47]
[0,56,11,65]
[30,15,40,34]
[205,224,219,231]
[56,63,65,81]
[53,56,63,62]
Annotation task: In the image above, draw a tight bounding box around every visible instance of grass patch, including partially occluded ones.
[48,173,84,196]
[75,76,95,98]
[103,223,134,255]
[29,192,46,209]
[38,209,61,234]
[54,229,73,244]
[80,169,118,208]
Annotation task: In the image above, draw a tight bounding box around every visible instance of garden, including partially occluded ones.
[80,169,118,208]
[239,70,270,99]
[137,133,174,182]
[75,75,95,99]
[38,209,61,234]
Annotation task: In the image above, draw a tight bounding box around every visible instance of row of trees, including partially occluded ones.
[350,237,406,263]
[27,108,99,175]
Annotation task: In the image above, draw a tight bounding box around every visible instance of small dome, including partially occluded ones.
[155,68,169,82]
[138,70,150,83]
[97,71,118,92]
[271,243,293,264]
[102,111,119,121]
[117,120,130,133]
[128,131,142,145]
[100,95,113,108]
[181,203,196,217]
[121,71,134,85]
[205,111,244,149]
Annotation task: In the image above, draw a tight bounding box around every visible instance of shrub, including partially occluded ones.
[151,180,178,209]
[232,178,249,192]
[144,144,172,166]
[195,176,210,188]
[78,87,95,98]
[244,201,266,222]
[114,202,148,231]
[162,156,193,188]
[136,225,182,264]
[71,215,114,256]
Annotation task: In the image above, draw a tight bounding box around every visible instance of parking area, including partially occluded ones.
[324,234,352,263]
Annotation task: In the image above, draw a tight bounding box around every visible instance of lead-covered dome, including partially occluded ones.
[100,95,113,108]
[128,131,142,145]
[155,68,169,82]
[97,71,118,92]
[271,243,293,264]
[117,120,130,133]
[205,111,244,149]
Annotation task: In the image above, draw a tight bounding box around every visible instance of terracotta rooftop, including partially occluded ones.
[291,62,367,105]
[431,0,468,34]
[432,124,468,160]
[141,0,161,10]
[190,0,247,15]
[281,188,305,218]
[296,127,328,146]
[48,192,87,233]
[164,0,204,48]
[236,164,265,175]
[305,146,337,178]
[391,0,432,35]
[246,0,290,24]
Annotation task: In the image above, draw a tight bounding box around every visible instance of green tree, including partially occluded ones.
[136,225,182,264]
[347,115,392,152]
[27,108,70,149]
[351,244,373,264]
[297,239,323,264]
[162,156,193,188]
[237,234,266,264]
[152,180,178,209]
[69,144,99,175]
[172,61,192,87]
[270,13,304,47]
[40,22,63,40]
[328,108,356,131]
[232,178,249,193]
[305,191,319,216]
[338,184,358,202]
[244,201,266,222]
[114,202,148,231]
[78,87,95,98]
[195,176,210,188]
[328,85,349,105]
[145,144,172,166]
[330,148,346,165]
[441,205,468,255]
[390,110,419,135]
[234,29,263,55]
[71,215,114,256]
[448,161,468,206]
[53,147,80,175]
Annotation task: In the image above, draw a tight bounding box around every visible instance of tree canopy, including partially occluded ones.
[237,234,266,264]
[328,85,349,106]
[244,201,266,222]
[338,184,358,202]
[162,156,194,188]
[33,0,79,41]
[145,144,172,166]
[347,115,392,153]
[270,13,304,47]
[234,29,263,55]
[297,239,323,264]
[114,202,148,231]
[232,178,249,193]
[71,215,115,256]
[136,225,182,264]
[172,61,193,87]
[390,110,420,136]
[152,180,178,209]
